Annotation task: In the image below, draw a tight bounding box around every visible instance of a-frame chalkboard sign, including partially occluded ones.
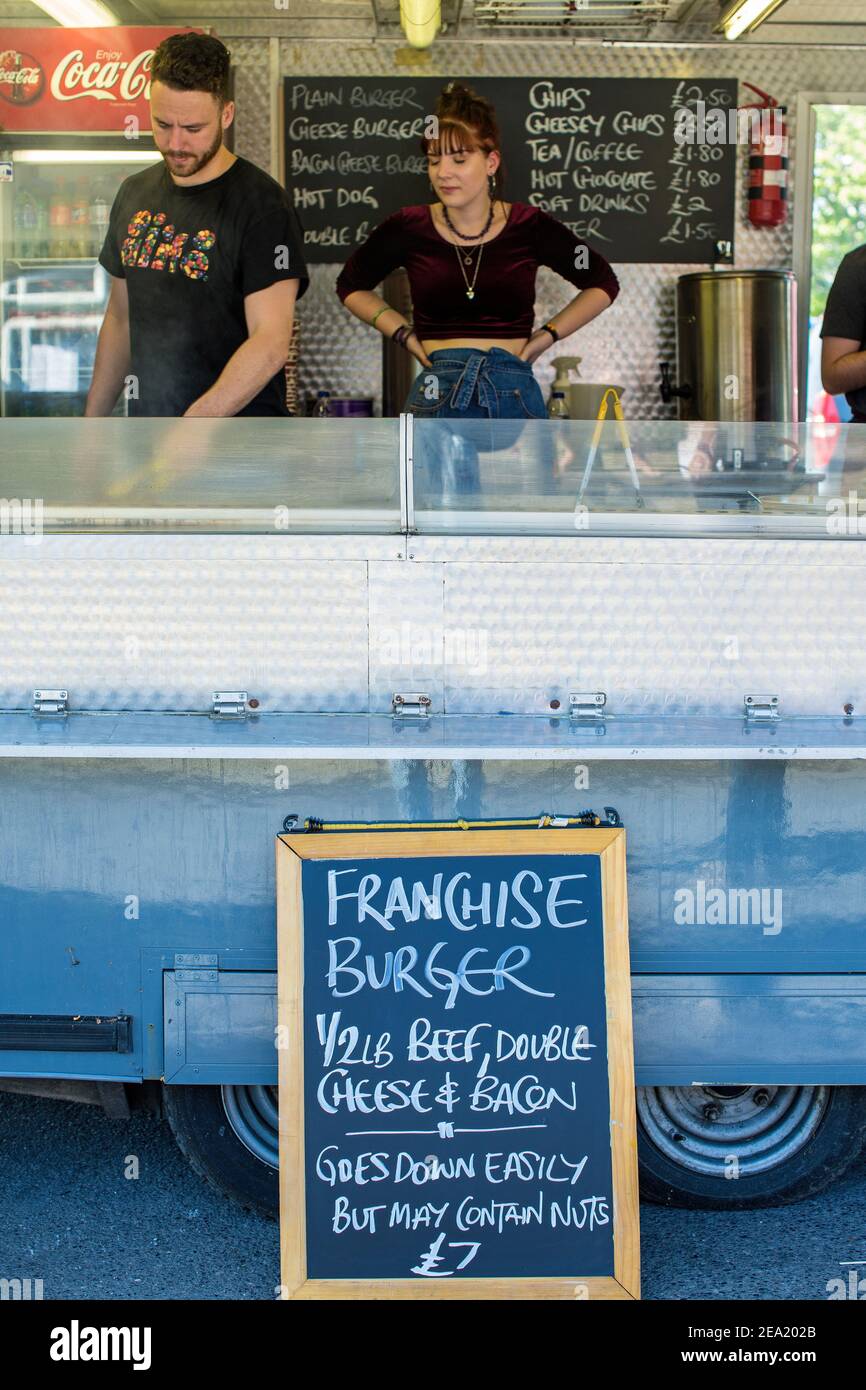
[276,825,639,1299]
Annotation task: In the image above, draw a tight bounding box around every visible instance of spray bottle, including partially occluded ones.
[550,356,625,420]
[550,356,583,402]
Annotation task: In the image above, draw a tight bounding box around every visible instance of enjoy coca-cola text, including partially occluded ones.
[49,46,154,104]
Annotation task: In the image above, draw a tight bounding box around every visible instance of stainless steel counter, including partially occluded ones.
[0,711,863,760]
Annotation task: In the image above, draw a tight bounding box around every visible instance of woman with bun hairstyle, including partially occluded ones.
[336,81,619,494]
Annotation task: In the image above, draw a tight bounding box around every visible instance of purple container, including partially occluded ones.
[306,397,375,418]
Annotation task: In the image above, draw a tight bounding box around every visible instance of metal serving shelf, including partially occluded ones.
[1,711,863,760]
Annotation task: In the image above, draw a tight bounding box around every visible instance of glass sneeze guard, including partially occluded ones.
[0,417,402,533]
[411,416,866,539]
[0,416,865,537]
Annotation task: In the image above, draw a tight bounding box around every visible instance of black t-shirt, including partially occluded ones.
[821,245,866,417]
[99,155,309,417]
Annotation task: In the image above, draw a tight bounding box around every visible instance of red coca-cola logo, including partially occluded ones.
[0,49,45,106]
[49,47,154,105]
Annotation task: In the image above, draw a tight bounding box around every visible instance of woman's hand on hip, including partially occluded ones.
[518,331,553,365]
[406,331,433,369]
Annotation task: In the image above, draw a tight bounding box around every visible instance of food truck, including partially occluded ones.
[1,2,866,1222]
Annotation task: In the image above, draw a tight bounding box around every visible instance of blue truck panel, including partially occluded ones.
[0,755,863,1084]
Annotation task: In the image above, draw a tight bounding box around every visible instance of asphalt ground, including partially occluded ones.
[1,1090,864,1302]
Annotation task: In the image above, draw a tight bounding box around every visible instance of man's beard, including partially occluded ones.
[164,124,224,177]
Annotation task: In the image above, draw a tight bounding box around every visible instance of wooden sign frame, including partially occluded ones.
[276,827,639,1300]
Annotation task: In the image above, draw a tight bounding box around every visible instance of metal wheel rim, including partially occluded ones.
[636,1085,829,1178]
[221,1084,279,1168]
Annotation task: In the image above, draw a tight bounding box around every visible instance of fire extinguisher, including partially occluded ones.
[741,83,788,228]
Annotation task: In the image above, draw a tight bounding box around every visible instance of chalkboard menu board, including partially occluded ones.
[284,76,736,266]
[277,826,638,1299]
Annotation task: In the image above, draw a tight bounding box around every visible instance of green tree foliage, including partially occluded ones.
[811,105,866,319]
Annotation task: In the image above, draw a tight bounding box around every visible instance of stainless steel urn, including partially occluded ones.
[674,269,797,422]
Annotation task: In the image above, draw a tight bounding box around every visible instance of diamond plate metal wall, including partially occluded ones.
[384,535,866,719]
[224,36,866,416]
[7,533,865,716]
[227,37,273,178]
[369,559,446,711]
[0,538,371,712]
[437,541,866,717]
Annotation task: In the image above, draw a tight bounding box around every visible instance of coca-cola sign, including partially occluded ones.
[0,27,198,130]
[0,50,45,107]
[49,46,154,105]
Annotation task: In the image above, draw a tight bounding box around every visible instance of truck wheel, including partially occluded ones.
[163,1084,279,1220]
[637,1084,866,1209]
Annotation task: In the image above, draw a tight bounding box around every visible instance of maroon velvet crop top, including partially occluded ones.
[335,202,619,339]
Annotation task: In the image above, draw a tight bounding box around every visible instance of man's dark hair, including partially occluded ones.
[151,33,231,104]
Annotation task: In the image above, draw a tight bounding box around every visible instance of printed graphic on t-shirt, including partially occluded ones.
[121,209,216,280]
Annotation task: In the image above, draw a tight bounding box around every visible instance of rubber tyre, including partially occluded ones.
[638,1085,866,1210]
[163,1084,278,1220]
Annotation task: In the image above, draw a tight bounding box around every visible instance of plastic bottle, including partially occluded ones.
[313,390,331,418]
[33,180,49,257]
[49,177,70,258]
[13,187,29,259]
[547,389,569,419]
[70,178,89,258]
[89,183,109,258]
[12,185,34,258]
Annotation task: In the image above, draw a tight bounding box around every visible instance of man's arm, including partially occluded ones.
[84,275,131,417]
[822,336,866,396]
[821,251,866,397]
[183,279,298,418]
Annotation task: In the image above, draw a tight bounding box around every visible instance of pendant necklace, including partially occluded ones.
[454,240,484,299]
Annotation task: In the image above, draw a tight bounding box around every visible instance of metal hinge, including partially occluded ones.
[32,689,68,717]
[392,692,431,716]
[173,953,218,982]
[569,691,607,720]
[211,691,248,719]
[744,694,780,721]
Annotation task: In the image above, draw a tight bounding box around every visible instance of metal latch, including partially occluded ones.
[32,689,68,717]
[392,693,431,717]
[744,694,780,721]
[211,691,248,719]
[569,691,607,720]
